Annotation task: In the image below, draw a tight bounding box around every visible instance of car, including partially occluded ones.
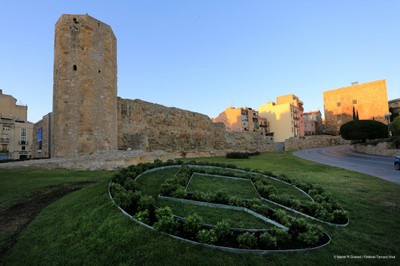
[395,156,400,170]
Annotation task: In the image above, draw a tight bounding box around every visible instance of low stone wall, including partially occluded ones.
[0,148,256,171]
[350,142,399,157]
[284,135,349,151]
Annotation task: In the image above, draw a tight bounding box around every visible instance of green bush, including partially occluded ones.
[155,206,174,220]
[389,117,400,136]
[332,209,349,223]
[226,152,249,159]
[214,219,231,242]
[228,196,241,206]
[390,136,400,149]
[340,119,388,142]
[259,232,277,249]
[184,213,204,239]
[271,227,291,244]
[214,190,229,204]
[134,210,150,224]
[197,229,217,244]
[273,209,291,227]
[289,218,308,233]
[153,215,180,234]
[138,195,156,212]
[237,232,257,249]
[123,178,139,192]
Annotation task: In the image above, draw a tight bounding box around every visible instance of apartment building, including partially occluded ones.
[0,90,33,160]
[303,110,323,136]
[389,98,400,122]
[323,80,389,135]
[212,107,269,136]
[259,94,304,142]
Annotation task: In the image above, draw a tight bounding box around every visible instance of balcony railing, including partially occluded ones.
[18,141,29,145]
[0,138,10,143]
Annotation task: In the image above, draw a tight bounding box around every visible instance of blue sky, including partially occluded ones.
[0,1,399,123]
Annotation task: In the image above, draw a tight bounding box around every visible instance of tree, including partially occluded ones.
[389,117,400,136]
[340,120,388,142]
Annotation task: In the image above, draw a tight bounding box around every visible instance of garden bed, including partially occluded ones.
[109,160,349,252]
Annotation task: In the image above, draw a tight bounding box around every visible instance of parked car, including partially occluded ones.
[395,156,400,170]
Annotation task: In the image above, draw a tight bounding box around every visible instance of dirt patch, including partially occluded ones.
[0,181,96,262]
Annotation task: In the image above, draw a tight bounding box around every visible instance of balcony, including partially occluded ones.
[18,140,29,145]
[0,138,10,144]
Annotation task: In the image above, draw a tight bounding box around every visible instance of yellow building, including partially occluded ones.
[212,107,269,136]
[0,90,33,160]
[259,94,304,142]
[323,80,389,135]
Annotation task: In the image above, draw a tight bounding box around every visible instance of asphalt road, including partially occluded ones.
[293,145,400,184]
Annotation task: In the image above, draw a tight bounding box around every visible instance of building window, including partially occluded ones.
[352,100,357,105]
[337,102,341,107]
[73,65,77,71]
[21,128,26,137]
[22,146,26,151]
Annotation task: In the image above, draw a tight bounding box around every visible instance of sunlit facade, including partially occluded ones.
[259,94,304,142]
[212,107,269,136]
[323,80,389,135]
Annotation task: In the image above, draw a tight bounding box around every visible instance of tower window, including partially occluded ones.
[73,65,77,71]
[73,18,78,24]
[98,69,101,73]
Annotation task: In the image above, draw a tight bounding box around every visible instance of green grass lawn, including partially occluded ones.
[187,173,259,199]
[1,151,400,265]
[136,167,180,197]
[157,199,274,229]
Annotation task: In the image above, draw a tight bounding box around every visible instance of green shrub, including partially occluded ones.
[138,195,156,212]
[390,136,400,148]
[214,219,231,242]
[271,227,291,244]
[160,180,180,196]
[197,229,217,244]
[237,232,257,249]
[289,218,308,233]
[171,186,186,198]
[273,209,291,227]
[123,178,139,192]
[297,225,323,246]
[214,190,229,204]
[258,232,277,249]
[134,210,150,224]
[332,209,349,223]
[155,206,174,220]
[340,119,388,142]
[389,117,400,136]
[184,213,204,239]
[226,152,249,159]
[153,216,180,234]
[228,196,241,206]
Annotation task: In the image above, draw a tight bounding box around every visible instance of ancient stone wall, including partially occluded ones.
[284,135,349,151]
[351,142,399,157]
[52,14,118,158]
[117,98,274,154]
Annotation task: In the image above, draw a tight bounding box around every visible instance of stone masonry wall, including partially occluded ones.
[117,98,274,154]
[52,14,118,158]
[284,135,349,151]
[351,142,399,157]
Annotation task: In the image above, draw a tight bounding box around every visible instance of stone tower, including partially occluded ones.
[52,14,118,157]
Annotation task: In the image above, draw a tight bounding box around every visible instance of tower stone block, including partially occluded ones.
[52,14,118,157]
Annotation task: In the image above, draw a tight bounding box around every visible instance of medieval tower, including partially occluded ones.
[52,14,118,157]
